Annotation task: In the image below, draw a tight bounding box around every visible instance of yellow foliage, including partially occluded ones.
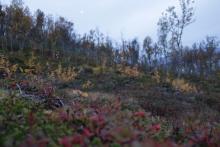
[26,52,37,67]
[152,70,161,83]
[0,55,18,78]
[80,92,89,97]
[82,80,94,89]
[24,52,44,75]
[172,78,197,93]
[118,65,140,77]
[50,64,77,82]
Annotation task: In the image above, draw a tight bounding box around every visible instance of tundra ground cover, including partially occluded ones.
[0,53,220,147]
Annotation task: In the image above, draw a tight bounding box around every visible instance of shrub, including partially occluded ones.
[117,65,141,77]
[82,80,94,90]
[50,64,77,82]
[152,70,161,83]
[0,55,18,78]
[172,78,197,93]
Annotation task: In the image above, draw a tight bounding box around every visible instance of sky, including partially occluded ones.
[2,0,220,46]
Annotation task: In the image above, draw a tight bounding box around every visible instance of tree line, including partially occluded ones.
[0,0,219,77]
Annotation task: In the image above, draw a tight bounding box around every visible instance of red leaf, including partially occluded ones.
[37,139,49,147]
[9,82,17,89]
[133,111,145,117]
[90,114,105,126]
[83,128,94,138]
[72,135,83,145]
[150,124,161,132]
[59,136,72,147]
[43,84,54,97]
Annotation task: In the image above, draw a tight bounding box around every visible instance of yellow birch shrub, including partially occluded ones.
[50,64,77,82]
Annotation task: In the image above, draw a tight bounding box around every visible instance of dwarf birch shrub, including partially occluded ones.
[50,64,77,82]
[172,78,197,93]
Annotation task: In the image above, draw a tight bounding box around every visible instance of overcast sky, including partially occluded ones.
[2,0,220,45]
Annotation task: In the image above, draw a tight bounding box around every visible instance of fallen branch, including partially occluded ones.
[15,83,64,108]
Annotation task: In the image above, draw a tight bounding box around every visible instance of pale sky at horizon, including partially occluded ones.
[2,0,220,46]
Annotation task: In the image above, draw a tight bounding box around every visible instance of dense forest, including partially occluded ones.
[0,0,220,146]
